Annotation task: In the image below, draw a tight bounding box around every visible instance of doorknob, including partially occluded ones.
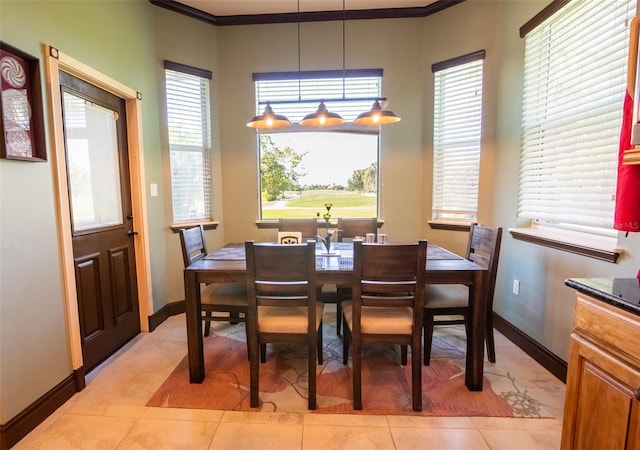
[127,230,139,237]
[635,387,640,401]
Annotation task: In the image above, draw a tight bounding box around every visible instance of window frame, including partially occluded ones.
[252,70,383,222]
[512,0,632,261]
[430,50,485,228]
[164,61,214,225]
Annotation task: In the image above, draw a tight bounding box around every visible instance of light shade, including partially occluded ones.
[246,103,291,129]
[299,102,345,127]
[354,100,401,125]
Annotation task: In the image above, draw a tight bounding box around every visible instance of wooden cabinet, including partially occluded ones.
[562,293,640,450]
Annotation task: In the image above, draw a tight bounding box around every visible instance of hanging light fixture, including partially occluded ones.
[354,99,401,125]
[299,0,345,127]
[246,102,291,129]
[299,101,344,126]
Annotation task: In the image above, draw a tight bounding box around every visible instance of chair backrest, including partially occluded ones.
[278,218,318,240]
[337,218,378,242]
[352,240,427,325]
[466,224,503,306]
[245,240,317,331]
[277,231,303,244]
[179,225,207,267]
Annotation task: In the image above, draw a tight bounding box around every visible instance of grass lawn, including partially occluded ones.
[262,189,377,219]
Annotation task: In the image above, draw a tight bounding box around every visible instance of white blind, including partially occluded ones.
[432,55,484,221]
[518,0,634,229]
[165,65,212,222]
[254,70,382,132]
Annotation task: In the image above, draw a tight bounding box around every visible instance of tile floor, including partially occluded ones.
[14,312,565,450]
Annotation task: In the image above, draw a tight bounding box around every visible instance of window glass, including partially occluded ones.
[518,0,634,230]
[165,63,212,222]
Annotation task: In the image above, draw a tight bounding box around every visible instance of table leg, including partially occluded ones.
[184,270,204,383]
[465,270,486,391]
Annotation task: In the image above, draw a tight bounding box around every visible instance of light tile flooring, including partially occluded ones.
[15,312,565,450]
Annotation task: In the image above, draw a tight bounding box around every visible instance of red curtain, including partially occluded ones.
[614,17,640,233]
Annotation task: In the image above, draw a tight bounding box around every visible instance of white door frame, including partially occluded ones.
[44,45,153,371]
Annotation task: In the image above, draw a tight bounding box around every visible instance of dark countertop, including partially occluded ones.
[565,278,640,316]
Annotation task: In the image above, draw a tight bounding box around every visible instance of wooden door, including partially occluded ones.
[59,71,140,372]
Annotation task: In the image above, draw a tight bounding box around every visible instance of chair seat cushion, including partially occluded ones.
[424,284,469,309]
[201,283,248,306]
[342,301,413,335]
[258,302,324,334]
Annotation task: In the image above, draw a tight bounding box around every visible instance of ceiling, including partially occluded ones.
[150,0,462,26]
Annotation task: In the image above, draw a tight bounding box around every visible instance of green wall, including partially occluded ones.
[1,0,639,430]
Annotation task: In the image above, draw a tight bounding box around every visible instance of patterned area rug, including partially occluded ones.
[147,314,557,417]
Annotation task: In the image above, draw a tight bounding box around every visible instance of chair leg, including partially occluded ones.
[317,320,323,364]
[411,338,422,412]
[486,312,496,363]
[423,312,434,365]
[401,345,408,365]
[342,324,350,365]
[336,299,343,336]
[260,343,267,363]
[203,312,212,337]
[230,311,240,325]
[352,335,362,410]
[249,337,260,408]
[309,334,317,410]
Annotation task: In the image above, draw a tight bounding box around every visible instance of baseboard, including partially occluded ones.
[493,313,567,383]
[148,300,185,331]
[0,367,84,450]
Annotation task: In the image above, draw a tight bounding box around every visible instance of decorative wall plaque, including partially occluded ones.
[0,42,46,161]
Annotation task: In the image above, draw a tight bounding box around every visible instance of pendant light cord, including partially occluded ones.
[342,0,346,97]
[297,0,302,101]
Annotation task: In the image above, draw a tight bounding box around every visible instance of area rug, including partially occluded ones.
[147,315,555,417]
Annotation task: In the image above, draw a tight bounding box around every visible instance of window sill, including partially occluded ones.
[256,219,384,229]
[169,221,219,233]
[509,226,623,263]
[428,220,474,232]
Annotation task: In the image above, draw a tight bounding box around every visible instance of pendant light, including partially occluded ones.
[246,102,291,129]
[354,99,401,125]
[300,101,344,126]
[300,0,345,127]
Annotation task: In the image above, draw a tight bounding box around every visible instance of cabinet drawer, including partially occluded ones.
[574,293,640,367]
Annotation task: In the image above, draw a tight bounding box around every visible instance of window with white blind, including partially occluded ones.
[432,51,485,222]
[164,61,212,222]
[518,0,634,231]
[253,70,381,220]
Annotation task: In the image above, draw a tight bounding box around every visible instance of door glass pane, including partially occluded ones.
[63,92,123,231]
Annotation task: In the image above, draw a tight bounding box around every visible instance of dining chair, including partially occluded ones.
[278,218,318,240]
[245,240,324,409]
[342,239,427,412]
[277,231,302,244]
[333,218,379,335]
[179,226,248,338]
[423,224,502,365]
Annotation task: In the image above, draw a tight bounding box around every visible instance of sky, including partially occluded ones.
[268,132,378,186]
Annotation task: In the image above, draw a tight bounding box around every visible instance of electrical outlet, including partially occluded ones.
[513,279,520,296]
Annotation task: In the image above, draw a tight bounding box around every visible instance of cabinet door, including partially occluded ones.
[563,335,640,450]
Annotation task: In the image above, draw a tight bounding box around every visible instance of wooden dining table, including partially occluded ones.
[183,241,488,391]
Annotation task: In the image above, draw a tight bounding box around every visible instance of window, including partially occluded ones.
[432,51,485,222]
[164,61,212,222]
[253,70,381,220]
[518,0,634,231]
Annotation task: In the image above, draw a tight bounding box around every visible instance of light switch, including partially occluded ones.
[150,183,158,197]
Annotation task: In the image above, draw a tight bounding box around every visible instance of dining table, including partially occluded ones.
[183,241,488,391]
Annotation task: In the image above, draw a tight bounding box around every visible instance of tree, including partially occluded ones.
[347,162,377,193]
[260,135,307,201]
